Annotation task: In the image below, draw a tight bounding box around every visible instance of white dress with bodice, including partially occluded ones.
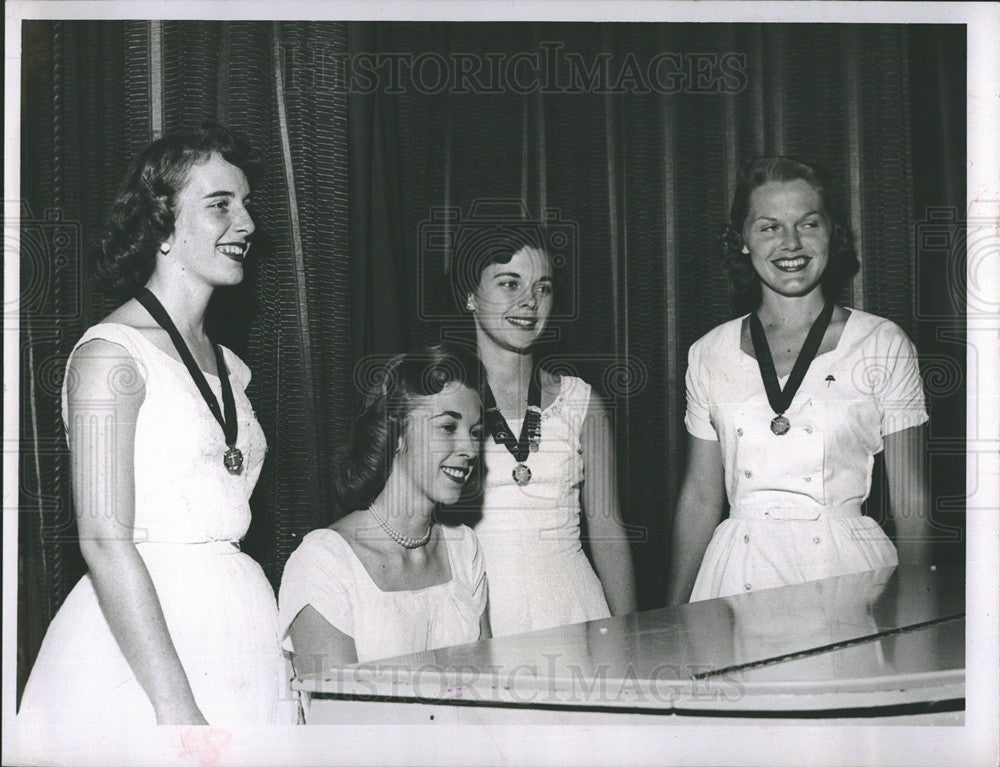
[475,375,611,637]
[18,323,292,741]
[279,525,487,663]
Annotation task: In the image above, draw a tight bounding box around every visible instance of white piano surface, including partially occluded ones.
[294,565,964,725]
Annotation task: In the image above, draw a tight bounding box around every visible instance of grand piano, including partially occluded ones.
[294,564,964,725]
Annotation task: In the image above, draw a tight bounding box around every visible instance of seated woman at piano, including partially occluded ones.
[279,345,490,670]
[669,156,931,603]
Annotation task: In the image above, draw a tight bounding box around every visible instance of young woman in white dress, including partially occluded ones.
[451,233,637,637]
[18,125,291,738]
[280,346,489,669]
[669,156,931,603]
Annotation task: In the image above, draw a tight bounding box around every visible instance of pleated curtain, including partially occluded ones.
[17,20,965,702]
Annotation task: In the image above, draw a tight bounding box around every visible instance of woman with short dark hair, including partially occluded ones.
[669,156,930,603]
[451,227,637,637]
[19,124,292,738]
[279,345,489,669]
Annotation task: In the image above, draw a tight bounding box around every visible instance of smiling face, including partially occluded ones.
[469,246,553,352]
[163,152,255,288]
[392,381,482,508]
[742,179,831,300]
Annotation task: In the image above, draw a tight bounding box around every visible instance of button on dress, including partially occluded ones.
[684,309,928,601]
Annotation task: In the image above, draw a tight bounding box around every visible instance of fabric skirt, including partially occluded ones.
[18,541,294,746]
[689,504,899,602]
[478,537,611,637]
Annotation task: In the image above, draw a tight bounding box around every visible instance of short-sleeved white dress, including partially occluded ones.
[684,309,928,601]
[278,524,487,663]
[18,324,293,741]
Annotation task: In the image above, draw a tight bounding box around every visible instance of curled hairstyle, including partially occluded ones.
[96,123,255,297]
[335,344,485,512]
[720,156,859,306]
[448,223,552,314]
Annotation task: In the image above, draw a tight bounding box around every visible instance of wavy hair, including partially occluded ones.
[447,223,553,314]
[334,344,485,513]
[96,123,255,297]
[720,156,859,307]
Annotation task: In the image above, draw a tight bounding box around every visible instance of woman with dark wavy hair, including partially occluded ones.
[669,156,931,603]
[450,229,637,638]
[279,345,489,671]
[19,124,293,739]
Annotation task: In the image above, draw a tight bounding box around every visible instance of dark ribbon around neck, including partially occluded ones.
[483,368,542,463]
[135,288,241,469]
[749,301,835,418]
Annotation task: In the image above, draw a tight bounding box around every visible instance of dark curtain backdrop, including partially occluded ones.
[18,21,966,702]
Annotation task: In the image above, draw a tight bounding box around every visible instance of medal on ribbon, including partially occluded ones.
[483,369,542,486]
[749,302,834,437]
[135,288,244,475]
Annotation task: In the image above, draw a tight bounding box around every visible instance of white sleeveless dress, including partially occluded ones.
[18,323,292,738]
[475,375,611,637]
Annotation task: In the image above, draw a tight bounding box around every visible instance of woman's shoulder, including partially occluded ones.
[846,307,907,332]
[441,522,478,550]
[440,524,484,579]
[699,315,746,344]
[282,527,359,583]
[539,369,591,405]
[294,526,351,554]
[688,315,747,362]
[94,300,164,339]
[77,302,165,358]
[68,315,159,381]
[844,308,917,347]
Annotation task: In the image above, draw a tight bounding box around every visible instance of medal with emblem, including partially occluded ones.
[770,415,790,436]
[484,369,543,486]
[224,446,245,475]
[750,302,834,438]
[512,463,532,486]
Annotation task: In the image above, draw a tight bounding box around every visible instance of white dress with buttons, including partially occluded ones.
[684,309,928,601]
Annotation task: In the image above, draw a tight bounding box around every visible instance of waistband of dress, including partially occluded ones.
[475,529,582,554]
[729,503,863,521]
[135,540,241,553]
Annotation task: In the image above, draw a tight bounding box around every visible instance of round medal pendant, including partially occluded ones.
[512,463,532,486]
[770,415,790,436]
[224,446,244,475]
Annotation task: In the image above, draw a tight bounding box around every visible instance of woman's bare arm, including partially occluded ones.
[288,605,359,673]
[69,340,206,724]
[884,424,933,566]
[580,391,638,616]
[668,436,727,604]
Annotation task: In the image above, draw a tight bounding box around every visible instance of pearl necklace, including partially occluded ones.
[368,504,432,549]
